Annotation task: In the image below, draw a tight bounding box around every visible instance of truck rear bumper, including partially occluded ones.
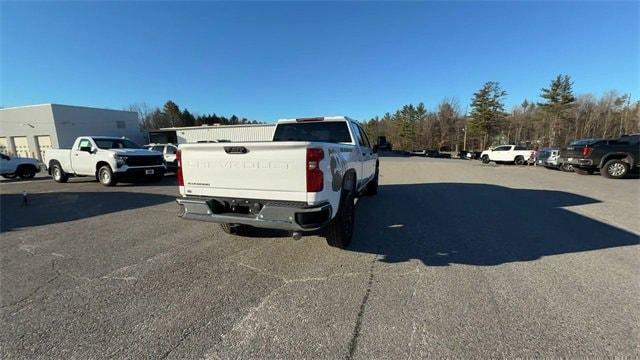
[176,196,332,232]
[564,158,594,167]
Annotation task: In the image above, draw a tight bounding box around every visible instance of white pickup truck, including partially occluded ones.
[480,145,533,165]
[43,136,165,186]
[176,116,379,248]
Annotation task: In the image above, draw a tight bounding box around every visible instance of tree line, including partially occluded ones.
[362,75,639,151]
[127,101,262,129]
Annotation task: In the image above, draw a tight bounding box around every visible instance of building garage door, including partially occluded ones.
[0,137,7,154]
[36,135,52,160]
[13,136,31,158]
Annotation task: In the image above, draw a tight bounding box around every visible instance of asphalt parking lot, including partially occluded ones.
[1,157,639,358]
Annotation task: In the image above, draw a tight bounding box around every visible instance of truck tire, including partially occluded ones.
[51,163,69,183]
[574,168,594,175]
[601,159,629,179]
[363,169,379,196]
[514,156,525,165]
[220,223,247,235]
[560,163,573,172]
[325,189,355,249]
[98,165,117,186]
[481,155,490,164]
[17,165,36,179]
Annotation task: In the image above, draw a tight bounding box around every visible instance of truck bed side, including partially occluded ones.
[44,149,73,173]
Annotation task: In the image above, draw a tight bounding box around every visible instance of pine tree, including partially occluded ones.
[538,74,575,145]
[394,105,419,150]
[468,81,507,149]
[163,101,182,127]
[181,108,196,127]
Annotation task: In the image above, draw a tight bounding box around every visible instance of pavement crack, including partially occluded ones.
[1,260,60,310]
[346,255,379,360]
[404,266,421,360]
[159,319,213,359]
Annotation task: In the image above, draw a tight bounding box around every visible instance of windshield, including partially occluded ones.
[273,122,352,143]
[93,138,142,149]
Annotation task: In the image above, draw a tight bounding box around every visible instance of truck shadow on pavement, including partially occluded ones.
[351,183,639,266]
[0,192,175,232]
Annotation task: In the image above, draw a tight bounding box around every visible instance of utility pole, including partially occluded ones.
[462,107,468,151]
[463,126,467,151]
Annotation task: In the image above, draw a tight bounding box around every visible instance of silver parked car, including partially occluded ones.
[537,147,560,168]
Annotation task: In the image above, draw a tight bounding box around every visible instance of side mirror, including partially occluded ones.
[372,145,379,153]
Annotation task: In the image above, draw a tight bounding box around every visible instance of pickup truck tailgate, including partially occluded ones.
[180,142,309,201]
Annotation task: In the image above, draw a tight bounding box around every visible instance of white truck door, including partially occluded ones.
[350,123,370,188]
[355,123,375,180]
[71,138,96,175]
[493,146,511,161]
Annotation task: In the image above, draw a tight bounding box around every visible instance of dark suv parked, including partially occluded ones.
[561,134,639,179]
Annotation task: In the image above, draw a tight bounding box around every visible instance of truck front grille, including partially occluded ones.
[125,155,163,167]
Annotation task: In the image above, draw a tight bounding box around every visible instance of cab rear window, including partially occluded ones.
[273,122,352,143]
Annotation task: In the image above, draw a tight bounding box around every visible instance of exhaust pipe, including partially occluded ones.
[292,231,302,240]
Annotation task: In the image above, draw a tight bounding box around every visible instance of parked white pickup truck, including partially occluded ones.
[176,116,379,248]
[480,145,533,165]
[44,136,165,186]
[0,153,42,179]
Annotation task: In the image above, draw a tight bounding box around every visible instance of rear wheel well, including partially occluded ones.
[16,164,36,170]
[16,164,36,172]
[342,170,357,193]
[48,160,60,174]
[600,153,632,168]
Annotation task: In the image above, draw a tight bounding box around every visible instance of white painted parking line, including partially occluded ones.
[0,177,52,185]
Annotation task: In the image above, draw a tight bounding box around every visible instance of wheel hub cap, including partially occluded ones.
[609,163,625,176]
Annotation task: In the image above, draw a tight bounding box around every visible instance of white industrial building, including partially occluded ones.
[148,123,276,145]
[0,104,144,160]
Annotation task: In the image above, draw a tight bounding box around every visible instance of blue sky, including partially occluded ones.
[2,1,638,122]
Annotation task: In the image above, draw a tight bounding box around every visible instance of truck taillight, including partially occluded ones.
[176,149,184,187]
[582,146,593,157]
[306,148,324,192]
